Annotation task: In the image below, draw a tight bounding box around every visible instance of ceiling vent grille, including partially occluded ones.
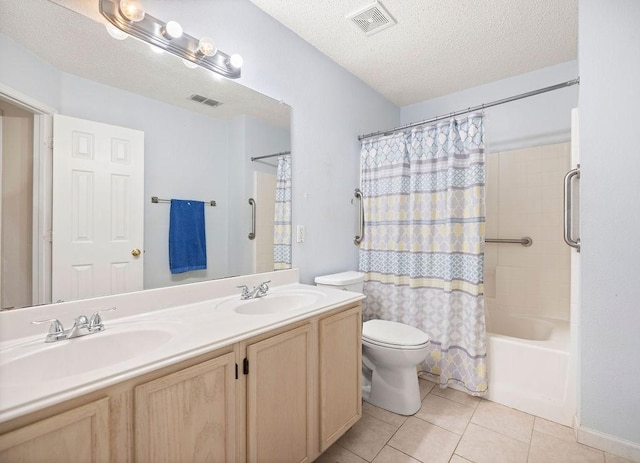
[346,1,396,36]
[188,94,222,108]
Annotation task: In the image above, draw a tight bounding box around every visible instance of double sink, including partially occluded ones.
[0,287,326,392]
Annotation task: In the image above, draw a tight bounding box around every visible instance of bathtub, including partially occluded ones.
[485,309,574,426]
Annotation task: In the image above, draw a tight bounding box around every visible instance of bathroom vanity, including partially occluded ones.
[0,270,363,462]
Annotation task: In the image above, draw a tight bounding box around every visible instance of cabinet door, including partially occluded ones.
[246,324,313,463]
[319,306,362,451]
[0,398,110,463]
[134,353,236,463]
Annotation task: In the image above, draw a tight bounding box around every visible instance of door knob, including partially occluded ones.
[131,248,141,257]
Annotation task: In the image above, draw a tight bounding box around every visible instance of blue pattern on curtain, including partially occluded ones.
[359,114,487,395]
[274,154,292,270]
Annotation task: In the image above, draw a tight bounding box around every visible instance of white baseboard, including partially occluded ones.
[574,417,640,462]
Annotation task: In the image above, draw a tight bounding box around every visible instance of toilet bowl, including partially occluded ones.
[315,271,430,416]
[362,319,430,415]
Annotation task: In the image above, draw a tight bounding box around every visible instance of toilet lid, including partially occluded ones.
[362,320,429,348]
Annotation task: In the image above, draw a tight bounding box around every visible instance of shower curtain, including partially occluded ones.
[273,153,292,270]
[359,114,487,395]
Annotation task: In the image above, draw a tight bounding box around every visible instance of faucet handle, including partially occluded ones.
[257,280,271,296]
[89,307,117,332]
[237,285,251,298]
[31,318,65,343]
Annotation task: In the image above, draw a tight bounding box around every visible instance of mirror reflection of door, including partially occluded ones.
[0,100,34,310]
[52,115,144,303]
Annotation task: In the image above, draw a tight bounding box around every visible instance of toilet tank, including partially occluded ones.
[314,271,365,293]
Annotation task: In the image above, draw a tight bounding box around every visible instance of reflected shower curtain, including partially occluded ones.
[274,154,292,270]
[359,115,487,395]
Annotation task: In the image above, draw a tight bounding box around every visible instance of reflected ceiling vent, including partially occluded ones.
[346,1,396,36]
[188,94,222,107]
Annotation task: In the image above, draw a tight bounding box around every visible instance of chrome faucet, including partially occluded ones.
[237,280,271,300]
[32,307,117,343]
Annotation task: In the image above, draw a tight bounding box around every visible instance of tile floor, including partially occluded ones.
[317,379,634,463]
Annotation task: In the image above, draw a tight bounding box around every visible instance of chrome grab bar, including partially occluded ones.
[248,198,256,240]
[485,237,532,247]
[563,165,581,252]
[354,188,364,245]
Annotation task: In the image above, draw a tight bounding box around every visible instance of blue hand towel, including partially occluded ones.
[169,199,206,274]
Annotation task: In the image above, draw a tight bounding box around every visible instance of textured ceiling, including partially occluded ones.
[249,0,578,106]
[0,0,290,128]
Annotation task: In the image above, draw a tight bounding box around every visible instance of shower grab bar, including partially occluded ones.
[563,165,581,252]
[485,237,533,247]
[248,198,256,240]
[354,188,364,245]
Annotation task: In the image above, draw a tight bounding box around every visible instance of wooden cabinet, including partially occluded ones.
[319,306,362,451]
[0,302,361,463]
[134,353,236,463]
[0,398,110,463]
[246,324,313,463]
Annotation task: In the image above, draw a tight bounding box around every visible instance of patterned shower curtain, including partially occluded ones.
[359,114,487,395]
[273,153,292,270]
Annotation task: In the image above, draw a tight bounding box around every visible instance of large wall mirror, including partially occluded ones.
[0,0,291,310]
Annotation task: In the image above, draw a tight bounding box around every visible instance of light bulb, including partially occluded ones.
[162,21,183,39]
[197,37,217,56]
[182,58,199,69]
[119,0,145,22]
[228,54,243,70]
[105,23,128,40]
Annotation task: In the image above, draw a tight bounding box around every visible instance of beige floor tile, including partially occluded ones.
[470,400,534,443]
[455,423,529,463]
[528,431,605,463]
[430,386,481,409]
[449,455,474,463]
[414,394,474,435]
[315,444,368,463]
[363,401,408,428]
[605,452,637,463]
[533,416,576,443]
[371,445,421,463]
[419,378,436,399]
[388,416,460,463]
[337,413,397,462]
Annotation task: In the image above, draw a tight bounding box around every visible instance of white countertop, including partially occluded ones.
[0,270,364,423]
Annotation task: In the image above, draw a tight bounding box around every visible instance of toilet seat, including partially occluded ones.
[363,320,429,350]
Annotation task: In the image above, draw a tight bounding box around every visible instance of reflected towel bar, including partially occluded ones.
[485,237,533,247]
[151,196,216,206]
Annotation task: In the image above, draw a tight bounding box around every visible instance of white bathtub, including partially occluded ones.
[485,309,574,426]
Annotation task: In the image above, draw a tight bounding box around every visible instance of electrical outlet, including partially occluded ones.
[296,225,305,243]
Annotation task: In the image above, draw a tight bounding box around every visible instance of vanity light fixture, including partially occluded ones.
[100,0,242,79]
[105,23,128,40]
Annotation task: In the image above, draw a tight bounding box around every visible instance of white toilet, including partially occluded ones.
[315,271,430,416]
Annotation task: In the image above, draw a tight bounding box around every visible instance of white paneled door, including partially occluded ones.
[52,115,144,303]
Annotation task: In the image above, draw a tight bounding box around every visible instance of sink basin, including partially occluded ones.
[215,290,324,315]
[0,324,179,386]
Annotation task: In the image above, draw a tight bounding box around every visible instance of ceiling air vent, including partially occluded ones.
[346,1,396,36]
[188,94,222,108]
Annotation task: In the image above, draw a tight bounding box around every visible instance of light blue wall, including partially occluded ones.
[0,34,60,109]
[401,61,578,154]
[579,0,640,446]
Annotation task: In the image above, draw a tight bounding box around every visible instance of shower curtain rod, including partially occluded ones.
[250,150,291,161]
[358,78,580,141]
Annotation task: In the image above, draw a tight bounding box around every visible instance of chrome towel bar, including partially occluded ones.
[485,237,533,247]
[151,196,216,206]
